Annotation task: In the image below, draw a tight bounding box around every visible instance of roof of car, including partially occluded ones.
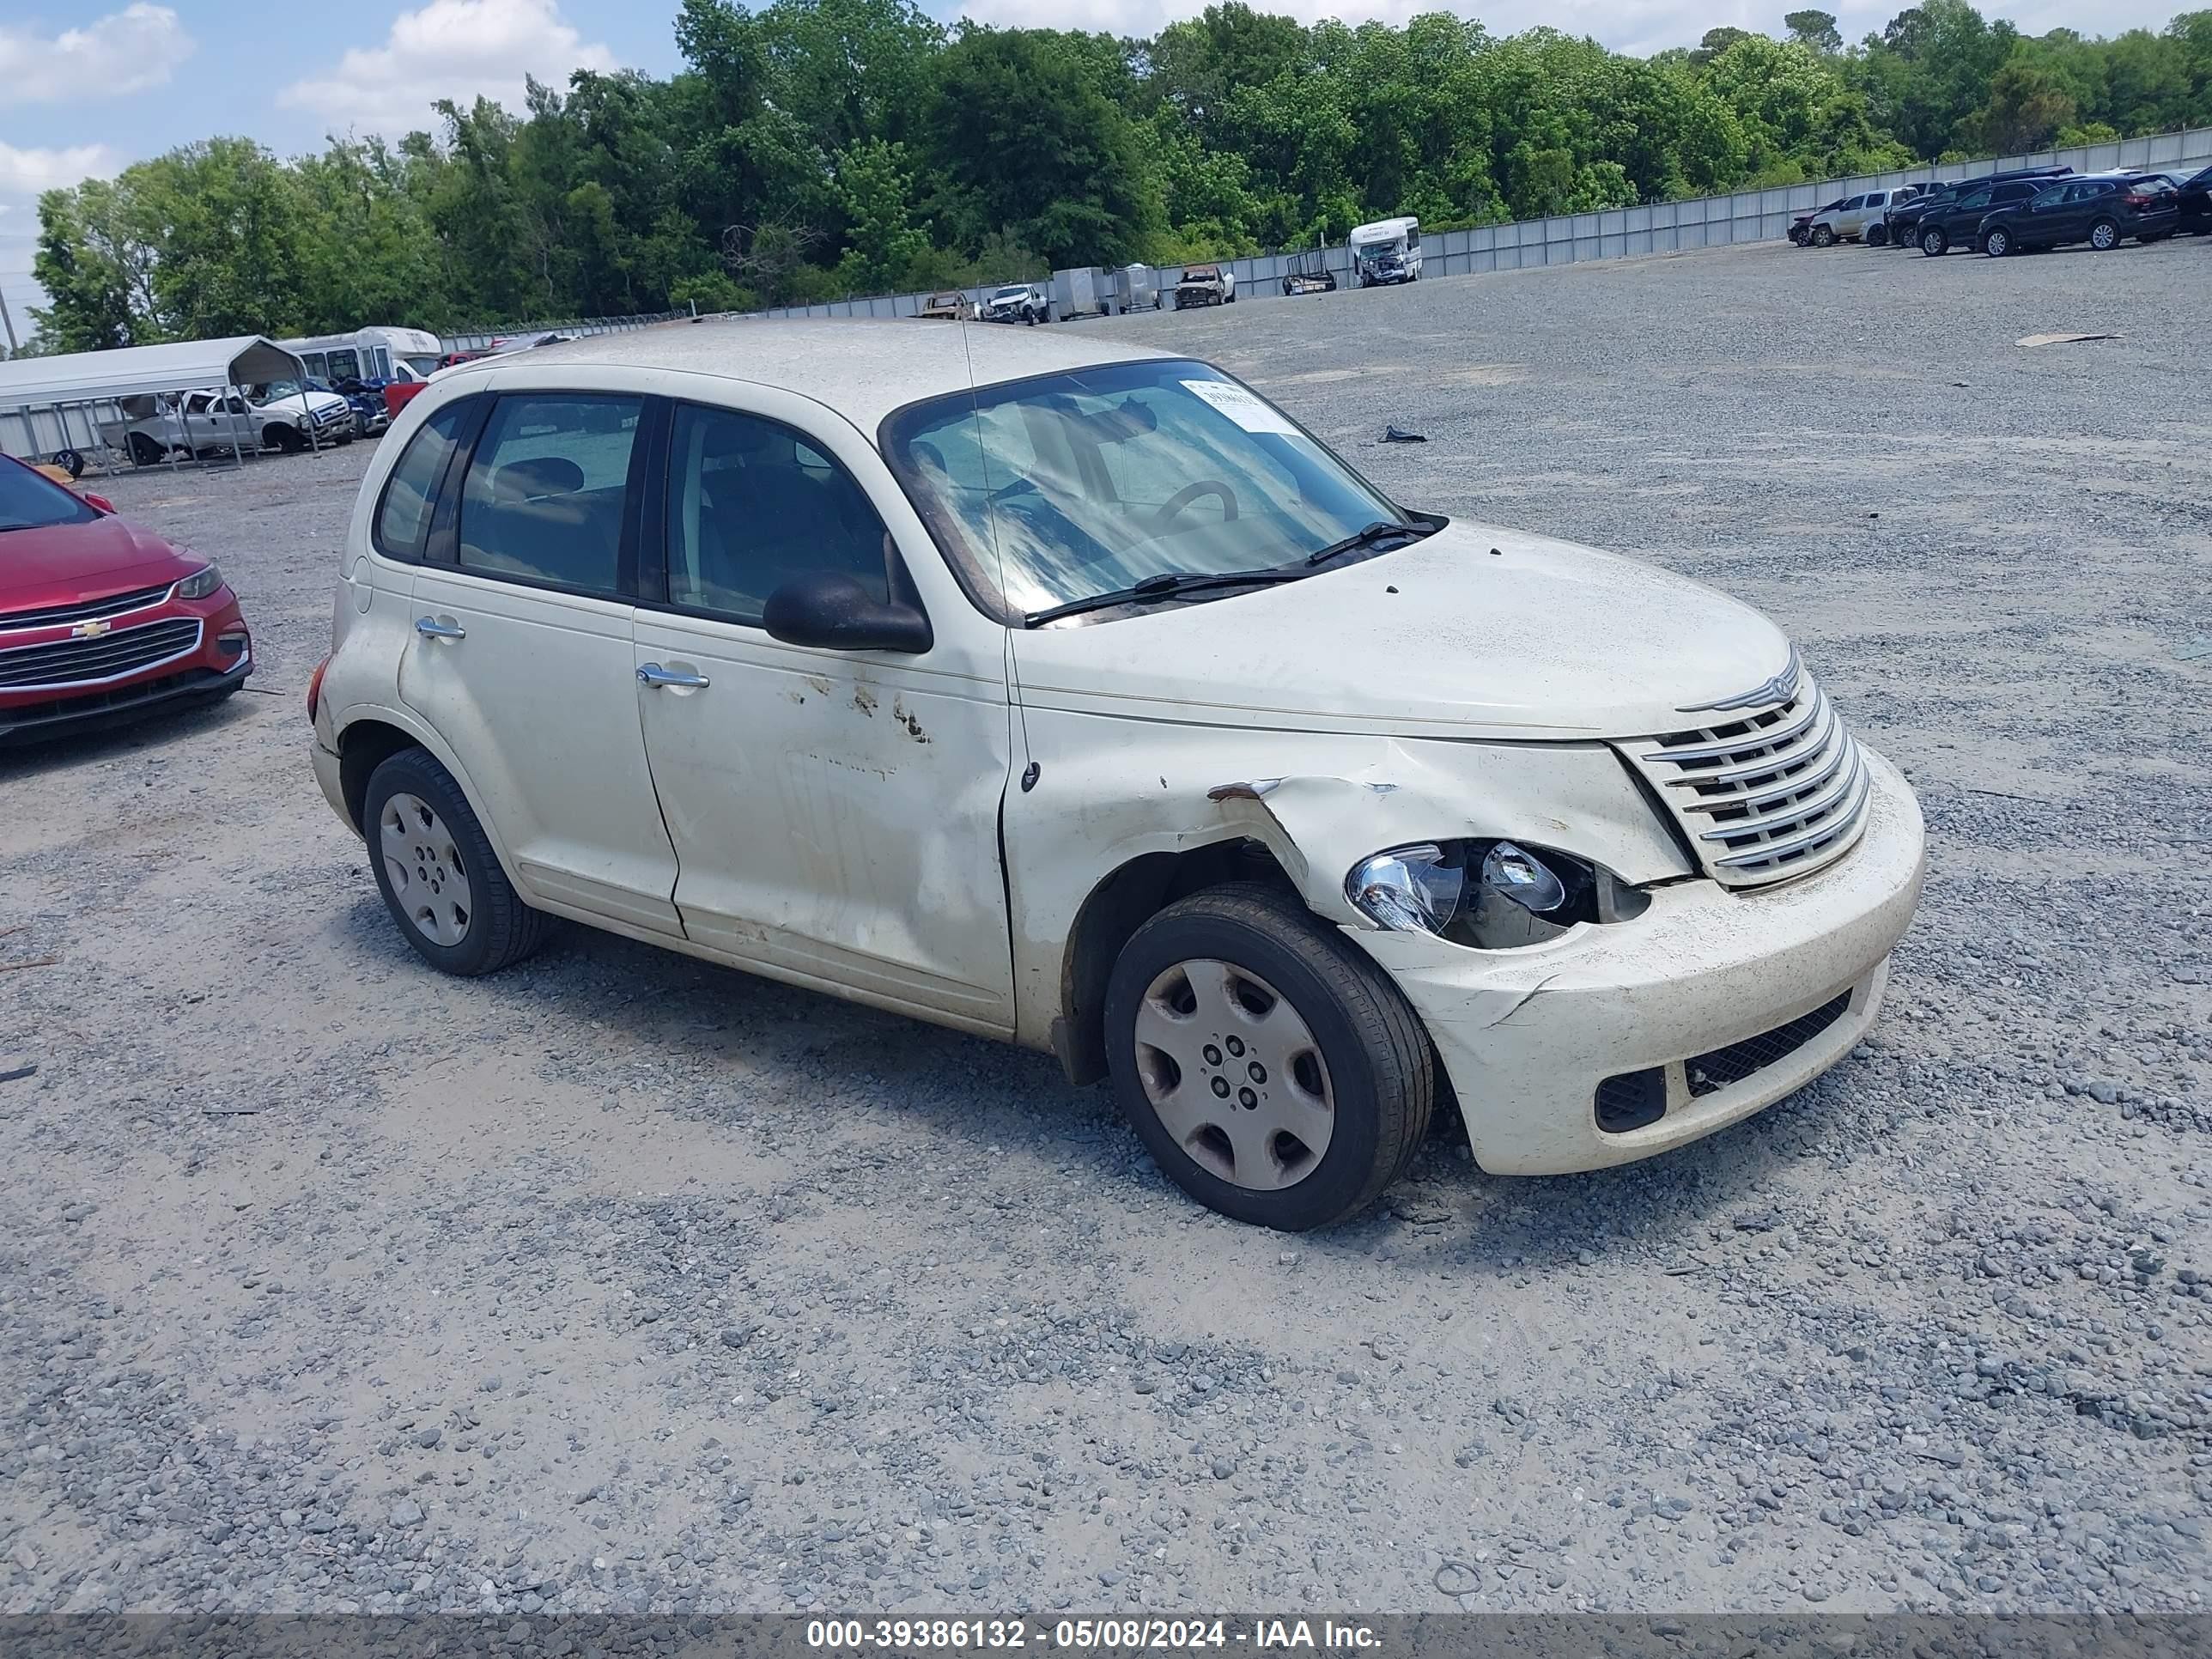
[443,317,1176,433]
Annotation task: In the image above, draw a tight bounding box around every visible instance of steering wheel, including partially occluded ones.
[1150,480,1237,533]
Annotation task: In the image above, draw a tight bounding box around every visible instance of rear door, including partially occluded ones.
[1946,185,1993,240]
[398,387,684,936]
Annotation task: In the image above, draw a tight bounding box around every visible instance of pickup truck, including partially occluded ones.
[1174,264,1237,308]
[100,386,354,465]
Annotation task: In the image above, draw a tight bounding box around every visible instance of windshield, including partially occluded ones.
[991,287,1028,301]
[0,459,99,533]
[252,380,319,403]
[883,358,1407,622]
[402,356,439,377]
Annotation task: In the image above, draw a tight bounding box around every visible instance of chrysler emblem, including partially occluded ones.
[1680,647,1801,714]
[71,617,112,640]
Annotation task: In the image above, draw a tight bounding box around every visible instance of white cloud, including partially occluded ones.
[278,0,618,135]
[0,4,193,106]
[0,141,120,201]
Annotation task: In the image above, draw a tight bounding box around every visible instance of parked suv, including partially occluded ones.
[1886,167,2069,247]
[311,323,1924,1231]
[1807,187,1917,247]
[1914,176,2052,255]
[2176,162,2212,234]
[1978,172,2180,256]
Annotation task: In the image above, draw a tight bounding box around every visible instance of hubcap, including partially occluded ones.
[380,792,472,947]
[1990,232,2007,255]
[1133,959,1334,1192]
[2093,225,2115,248]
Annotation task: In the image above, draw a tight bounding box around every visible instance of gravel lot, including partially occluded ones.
[4,235,2209,1619]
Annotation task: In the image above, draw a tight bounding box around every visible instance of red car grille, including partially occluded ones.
[0,580,175,632]
[0,617,202,690]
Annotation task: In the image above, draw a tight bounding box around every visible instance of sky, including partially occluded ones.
[0,0,2192,331]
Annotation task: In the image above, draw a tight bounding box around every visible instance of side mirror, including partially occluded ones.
[763,573,932,654]
[81,492,116,514]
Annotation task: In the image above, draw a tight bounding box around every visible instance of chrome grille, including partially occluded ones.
[0,581,174,633]
[1621,663,1871,890]
[0,617,202,690]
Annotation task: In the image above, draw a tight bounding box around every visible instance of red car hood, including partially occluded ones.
[0,515,200,611]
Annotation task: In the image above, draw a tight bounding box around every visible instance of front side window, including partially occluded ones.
[664,403,890,623]
[884,359,1406,623]
[374,399,475,561]
[456,394,641,595]
[1957,187,1992,210]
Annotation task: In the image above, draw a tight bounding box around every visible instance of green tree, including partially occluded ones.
[1786,10,1843,53]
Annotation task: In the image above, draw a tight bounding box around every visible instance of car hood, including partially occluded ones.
[1009,519,1794,742]
[0,514,200,608]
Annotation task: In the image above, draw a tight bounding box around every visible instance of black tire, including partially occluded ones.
[1920,226,1948,257]
[2087,217,2120,252]
[363,748,550,977]
[1103,883,1434,1231]
[128,431,164,466]
[1811,225,1835,247]
[1867,223,1888,247]
[270,424,307,453]
[51,447,85,479]
[1984,226,2012,258]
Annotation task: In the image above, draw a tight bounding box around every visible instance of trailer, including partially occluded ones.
[1048,266,1111,321]
[1113,264,1163,312]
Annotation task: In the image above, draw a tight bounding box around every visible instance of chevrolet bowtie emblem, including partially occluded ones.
[72,617,112,639]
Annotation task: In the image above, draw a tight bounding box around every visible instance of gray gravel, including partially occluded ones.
[3,235,2209,1616]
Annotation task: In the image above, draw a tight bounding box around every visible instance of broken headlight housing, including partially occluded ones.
[1346,839,1648,948]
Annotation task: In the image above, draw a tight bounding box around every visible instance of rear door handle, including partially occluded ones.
[636,662,710,689]
[415,616,466,641]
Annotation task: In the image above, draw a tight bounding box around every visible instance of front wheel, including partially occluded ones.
[1104,884,1434,1231]
[2087,218,2120,251]
[1984,227,2012,258]
[1811,226,1835,247]
[1921,226,1948,257]
[364,748,550,977]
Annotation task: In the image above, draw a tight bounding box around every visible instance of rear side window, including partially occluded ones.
[662,403,890,624]
[1957,187,1992,210]
[457,394,642,597]
[374,400,473,562]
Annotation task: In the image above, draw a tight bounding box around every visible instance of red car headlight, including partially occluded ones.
[173,562,224,600]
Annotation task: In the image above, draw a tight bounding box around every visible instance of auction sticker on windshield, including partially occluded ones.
[1181,379,1298,434]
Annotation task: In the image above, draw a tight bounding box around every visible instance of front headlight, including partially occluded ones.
[173,562,224,600]
[1346,839,1647,949]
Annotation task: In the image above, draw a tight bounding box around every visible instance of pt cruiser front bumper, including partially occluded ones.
[1351,747,1925,1175]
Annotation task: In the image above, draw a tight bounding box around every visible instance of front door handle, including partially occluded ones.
[636,662,710,690]
[415,616,466,641]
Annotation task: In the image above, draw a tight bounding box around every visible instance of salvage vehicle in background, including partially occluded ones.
[980,283,1048,325]
[1807,187,1919,246]
[283,326,444,385]
[1790,198,1846,246]
[310,321,1924,1231]
[1348,217,1421,284]
[1173,263,1237,308]
[0,453,252,744]
[917,291,976,321]
[99,385,352,465]
[1978,172,2180,256]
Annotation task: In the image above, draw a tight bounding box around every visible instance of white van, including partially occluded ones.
[1349,217,1422,286]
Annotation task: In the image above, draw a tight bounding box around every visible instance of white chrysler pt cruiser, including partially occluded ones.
[310,320,1925,1231]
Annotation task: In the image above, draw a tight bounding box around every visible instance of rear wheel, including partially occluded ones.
[2087,218,2120,251]
[1867,222,1889,247]
[1984,226,2012,258]
[1920,226,1948,257]
[127,432,164,466]
[363,748,550,977]
[1104,884,1433,1231]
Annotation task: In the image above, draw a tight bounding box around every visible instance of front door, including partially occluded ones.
[398,389,684,936]
[631,395,1016,1032]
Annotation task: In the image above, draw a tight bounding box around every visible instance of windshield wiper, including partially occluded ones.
[1304,519,1433,567]
[1025,567,1298,627]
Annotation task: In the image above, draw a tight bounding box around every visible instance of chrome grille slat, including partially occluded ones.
[1620,666,1872,890]
[0,581,174,633]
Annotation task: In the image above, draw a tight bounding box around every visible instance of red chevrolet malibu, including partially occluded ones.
[0,453,252,744]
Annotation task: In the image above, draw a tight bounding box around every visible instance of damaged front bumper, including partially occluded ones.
[1350,747,1925,1175]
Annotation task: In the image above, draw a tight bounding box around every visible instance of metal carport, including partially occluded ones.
[0,336,321,477]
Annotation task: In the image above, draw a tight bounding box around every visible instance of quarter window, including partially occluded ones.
[662,403,890,624]
[374,399,475,561]
[457,394,641,596]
